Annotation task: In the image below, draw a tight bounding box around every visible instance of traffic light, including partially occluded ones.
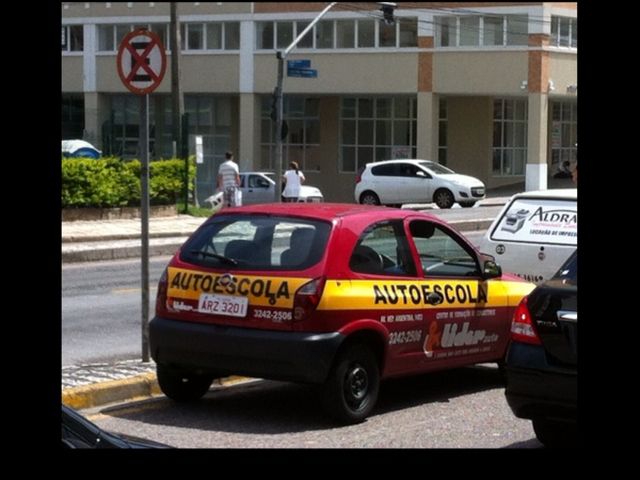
[379,2,396,25]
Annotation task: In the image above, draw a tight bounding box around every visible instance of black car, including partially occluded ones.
[62,405,171,449]
[504,250,577,447]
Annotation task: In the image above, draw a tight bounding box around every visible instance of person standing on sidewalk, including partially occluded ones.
[217,151,241,208]
[282,161,305,202]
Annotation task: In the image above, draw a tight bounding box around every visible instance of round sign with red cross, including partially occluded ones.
[117,29,167,95]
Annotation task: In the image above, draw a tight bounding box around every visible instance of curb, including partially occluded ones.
[62,231,196,244]
[62,374,253,410]
[62,240,185,263]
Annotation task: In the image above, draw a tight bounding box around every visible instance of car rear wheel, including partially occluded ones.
[157,364,213,402]
[532,418,577,447]
[359,191,380,205]
[434,189,454,209]
[322,344,379,424]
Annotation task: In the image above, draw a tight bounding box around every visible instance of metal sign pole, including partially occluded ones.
[140,93,150,362]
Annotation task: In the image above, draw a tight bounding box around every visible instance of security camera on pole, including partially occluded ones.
[273,2,396,201]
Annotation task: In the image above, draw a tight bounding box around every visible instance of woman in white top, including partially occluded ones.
[282,161,305,202]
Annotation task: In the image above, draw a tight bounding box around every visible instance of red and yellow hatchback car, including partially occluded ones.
[150,203,535,423]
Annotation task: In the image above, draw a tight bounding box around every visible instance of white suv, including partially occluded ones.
[354,159,485,209]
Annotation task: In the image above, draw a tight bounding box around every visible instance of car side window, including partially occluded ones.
[409,220,480,277]
[249,175,269,188]
[350,221,416,276]
[371,164,399,177]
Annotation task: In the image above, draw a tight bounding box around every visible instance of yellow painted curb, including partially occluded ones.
[62,373,160,410]
[62,373,254,410]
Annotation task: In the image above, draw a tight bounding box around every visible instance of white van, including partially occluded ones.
[479,189,577,283]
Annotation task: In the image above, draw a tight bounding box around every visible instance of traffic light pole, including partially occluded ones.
[274,2,337,201]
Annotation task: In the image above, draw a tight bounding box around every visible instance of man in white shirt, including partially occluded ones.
[217,151,241,208]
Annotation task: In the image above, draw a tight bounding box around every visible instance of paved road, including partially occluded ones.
[62,256,171,365]
[86,366,542,448]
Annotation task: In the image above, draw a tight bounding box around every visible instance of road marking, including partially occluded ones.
[111,287,158,294]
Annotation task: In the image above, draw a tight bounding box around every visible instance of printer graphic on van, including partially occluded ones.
[500,209,530,233]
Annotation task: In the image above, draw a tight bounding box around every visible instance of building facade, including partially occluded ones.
[62,2,577,203]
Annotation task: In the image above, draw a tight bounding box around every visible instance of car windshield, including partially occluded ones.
[180,214,331,270]
[417,161,455,175]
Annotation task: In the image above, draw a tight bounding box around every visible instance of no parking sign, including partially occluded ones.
[117,29,166,95]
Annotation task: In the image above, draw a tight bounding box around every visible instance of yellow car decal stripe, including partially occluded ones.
[317,279,534,311]
[166,267,310,308]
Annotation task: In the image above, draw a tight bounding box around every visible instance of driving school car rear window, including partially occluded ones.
[180,214,331,270]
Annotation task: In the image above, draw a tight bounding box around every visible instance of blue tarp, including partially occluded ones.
[62,140,102,159]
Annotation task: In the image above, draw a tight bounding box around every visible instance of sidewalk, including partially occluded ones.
[61,191,518,264]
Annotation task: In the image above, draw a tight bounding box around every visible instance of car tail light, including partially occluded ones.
[293,277,326,321]
[155,267,168,314]
[510,296,542,345]
[355,171,362,184]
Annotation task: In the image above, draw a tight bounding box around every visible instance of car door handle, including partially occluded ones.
[557,310,577,323]
[426,292,444,305]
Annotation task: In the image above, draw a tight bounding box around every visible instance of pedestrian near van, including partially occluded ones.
[282,161,305,202]
[217,151,241,208]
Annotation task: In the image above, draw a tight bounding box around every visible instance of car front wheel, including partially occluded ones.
[434,189,454,209]
[322,344,380,424]
[157,365,213,402]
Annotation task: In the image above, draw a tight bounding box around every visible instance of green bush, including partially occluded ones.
[61,157,195,208]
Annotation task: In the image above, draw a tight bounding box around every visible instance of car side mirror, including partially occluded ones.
[482,260,502,279]
[416,170,427,178]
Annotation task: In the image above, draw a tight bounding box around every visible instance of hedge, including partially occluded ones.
[62,157,196,208]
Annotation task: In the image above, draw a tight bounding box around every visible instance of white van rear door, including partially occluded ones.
[483,197,577,282]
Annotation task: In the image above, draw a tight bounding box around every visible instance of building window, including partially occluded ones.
[550,101,577,169]
[357,19,375,48]
[436,15,528,47]
[340,97,417,173]
[61,25,83,52]
[493,99,527,176]
[256,19,418,50]
[316,20,334,48]
[257,22,274,49]
[260,96,321,172]
[550,16,577,48]
[438,98,448,165]
[398,18,417,47]
[97,22,237,52]
[62,95,85,139]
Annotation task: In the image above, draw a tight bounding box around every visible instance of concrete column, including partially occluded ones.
[238,93,256,171]
[82,24,98,145]
[237,20,256,171]
[417,92,438,161]
[83,92,100,146]
[526,92,548,191]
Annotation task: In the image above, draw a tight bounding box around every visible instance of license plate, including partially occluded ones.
[198,293,248,318]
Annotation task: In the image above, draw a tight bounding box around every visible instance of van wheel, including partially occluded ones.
[157,364,213,402]
[434,189,454,209]
[360,191,380,205]
[322,344,379,424]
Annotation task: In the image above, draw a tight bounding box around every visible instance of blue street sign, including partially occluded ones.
[287,68,318,78]
[287,59,311,69]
